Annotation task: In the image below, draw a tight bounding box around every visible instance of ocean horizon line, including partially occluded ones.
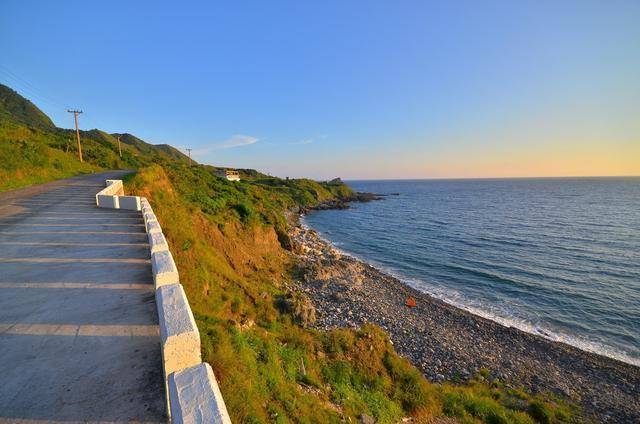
[338,174,640,183]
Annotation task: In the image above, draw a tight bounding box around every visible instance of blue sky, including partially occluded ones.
[1,1,639,179]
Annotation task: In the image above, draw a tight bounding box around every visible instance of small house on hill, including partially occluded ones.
[216,169,241,181]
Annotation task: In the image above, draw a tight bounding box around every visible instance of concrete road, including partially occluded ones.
[0,172,167,423]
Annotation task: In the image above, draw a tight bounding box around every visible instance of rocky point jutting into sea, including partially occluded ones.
[286,197,640,424]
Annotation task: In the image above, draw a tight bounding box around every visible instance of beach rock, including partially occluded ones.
[276,228,294,251]
[355,192,384,202]
[359,413,375,424]
[281,293,317,328]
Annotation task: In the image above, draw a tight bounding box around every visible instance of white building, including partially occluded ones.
[216,169,240,181]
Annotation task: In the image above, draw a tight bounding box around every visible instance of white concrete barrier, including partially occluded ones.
[95,179,141,211]
[168,363,232,424]
[119,195,141,210]
[92,182,229,420]
[105,179,124,195]
[143,211,155,223]
[96,194,119,209]
[151,250,179,288]
[157,284,202,377]
[149,231,169,254]
[144,211,157,226]
[146,219,163,234]
[123,192,230,421]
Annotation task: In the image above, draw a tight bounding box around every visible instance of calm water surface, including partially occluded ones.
[304,178,640,365]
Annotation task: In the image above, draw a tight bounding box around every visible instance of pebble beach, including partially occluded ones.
[289,221,640,423]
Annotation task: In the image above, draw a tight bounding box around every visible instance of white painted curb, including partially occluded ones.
[169,363,232,424]
[119,195,141,210]
[97,194,119,208]
[151,250,179,288]
[146,219,163,234]
[149,231,169,254]
[157,283,202,377]
[95,179,141,211]
[144,211,158,228]
[95,182,230,421]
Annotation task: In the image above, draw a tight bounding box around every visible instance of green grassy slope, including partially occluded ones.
[0,120,101,190]
[113,132,191,163]
[0,83,190,191]
[0,84,55,130]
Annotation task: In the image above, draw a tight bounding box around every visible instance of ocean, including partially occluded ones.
[303,177,640,366]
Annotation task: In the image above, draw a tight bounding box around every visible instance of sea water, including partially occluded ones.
[304,177,640,366]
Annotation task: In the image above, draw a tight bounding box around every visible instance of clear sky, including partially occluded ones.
[1,1,639,179]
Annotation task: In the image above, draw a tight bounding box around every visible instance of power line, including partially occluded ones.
[0,64,67,110]
[0,65,109,132]
[0,65,142,152]
[186,148,193,166]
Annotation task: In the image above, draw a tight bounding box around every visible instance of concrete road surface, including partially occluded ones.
[0,172,167,423]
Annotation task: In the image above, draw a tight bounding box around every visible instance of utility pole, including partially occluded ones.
[67,110,83,162]
[117,135,122,158]
[186,148,192,166]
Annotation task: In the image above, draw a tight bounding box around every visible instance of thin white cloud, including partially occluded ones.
[290,139,314,145]
[193,134,259,156]
[217,134,259,149]
[289,135,328,146]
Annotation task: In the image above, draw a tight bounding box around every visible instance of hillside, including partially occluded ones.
[0,83,582,423]
[113,132,191,163]
[0,83,190,191]
[0,84,55,130]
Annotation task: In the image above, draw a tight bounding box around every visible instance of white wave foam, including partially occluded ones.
[386,266,640,367]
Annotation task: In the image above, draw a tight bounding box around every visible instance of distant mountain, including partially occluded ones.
[83,129,119,146]
[0,83,55,130]
[154,144,191,163]
[112,133,191,163]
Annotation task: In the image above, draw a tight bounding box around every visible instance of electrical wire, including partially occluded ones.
[0,64,111,132]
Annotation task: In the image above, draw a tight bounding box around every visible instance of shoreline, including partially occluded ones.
[308,221,640,369]
[288,217,640,423]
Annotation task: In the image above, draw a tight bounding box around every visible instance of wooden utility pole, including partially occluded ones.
[67,109,83,162]
[117,135,122,158]
[186,148,192,166]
